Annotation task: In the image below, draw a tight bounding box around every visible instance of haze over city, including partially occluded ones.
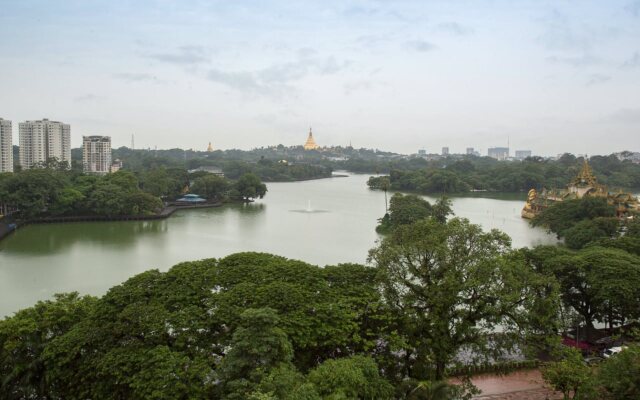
[1,0,639,155]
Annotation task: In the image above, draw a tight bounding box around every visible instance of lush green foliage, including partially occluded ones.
[541,348,595,400]
[531,197,617,244]
[542,345,640,400]
[375,193,452,233]
[526,245,640,332]
[0,169,162,218]
[369,218,558,380]
[363,154,640,194]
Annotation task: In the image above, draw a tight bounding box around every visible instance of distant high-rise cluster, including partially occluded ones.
[441,147,449,156]
[82,136,112,174]
[19,119,71,169]
[0,118,12,173]
[515,150,532,160]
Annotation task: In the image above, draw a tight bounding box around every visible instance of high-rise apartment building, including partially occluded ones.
[488,147,509,160]
[0,118,12,173]
[19,119,71,169]
[515,150,532,160]
[442,147,449,156]
[83,136,112,174]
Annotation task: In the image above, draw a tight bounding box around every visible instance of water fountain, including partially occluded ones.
[290,200,328,214]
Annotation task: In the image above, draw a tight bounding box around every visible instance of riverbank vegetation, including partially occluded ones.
[531,196,640,251]
[365,153,640,194]
[0,166,267,220]
[3,198,640,399]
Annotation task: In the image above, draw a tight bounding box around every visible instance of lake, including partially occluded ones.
[0,173,557,317]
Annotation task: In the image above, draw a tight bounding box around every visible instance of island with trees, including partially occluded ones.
[0,159,268,238]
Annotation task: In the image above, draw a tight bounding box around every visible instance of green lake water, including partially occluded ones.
[0,173,557,317]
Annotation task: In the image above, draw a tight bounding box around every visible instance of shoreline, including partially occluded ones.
[0,202,224,243]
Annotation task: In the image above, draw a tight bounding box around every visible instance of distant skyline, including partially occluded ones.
[1,0,639,156]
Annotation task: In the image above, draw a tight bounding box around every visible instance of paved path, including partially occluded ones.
[467,370,562,400]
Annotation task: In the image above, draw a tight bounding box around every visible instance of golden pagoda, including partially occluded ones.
[522,159,639,219]
[207,142,214,152]
[303,128,319,150]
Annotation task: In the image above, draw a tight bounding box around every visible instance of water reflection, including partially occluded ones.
[0,220,167,254]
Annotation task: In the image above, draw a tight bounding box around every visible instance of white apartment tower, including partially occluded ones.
[0,118,13,173]
[82,136,112,174]
[19,119,71,169]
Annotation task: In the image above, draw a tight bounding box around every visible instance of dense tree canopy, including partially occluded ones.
[363,154,640,194]
[369,218,558,380]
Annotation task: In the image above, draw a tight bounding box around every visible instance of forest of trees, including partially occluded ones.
[107,147,333,183]
[364,153,640,194]
[2,196,639,399]
[0,163,267,220]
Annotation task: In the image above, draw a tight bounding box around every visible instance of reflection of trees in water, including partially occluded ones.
[236,202,266,215]
[2,220,167,255]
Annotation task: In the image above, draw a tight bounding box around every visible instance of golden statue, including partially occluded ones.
[207,142,214,152]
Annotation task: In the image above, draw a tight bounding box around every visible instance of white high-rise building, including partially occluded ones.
[83,136,112,174]
[19,119,71,169]
[0,118,13,173]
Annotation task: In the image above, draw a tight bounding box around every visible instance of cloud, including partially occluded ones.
[74,94,104,103]
[436,22,474,36]
[344,80,378,95]
[546,54,601,67]
[586,74,611,86]
[147,46,210,65]
[406,40,437,52]
[621,51,640,68]
[607,108,640,123]
[113,73,161,82]
[626,1,640,16]
[537,10,594,52]
[206,53,350,96]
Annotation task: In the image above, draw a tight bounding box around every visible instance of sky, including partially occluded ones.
[0,0,639,156]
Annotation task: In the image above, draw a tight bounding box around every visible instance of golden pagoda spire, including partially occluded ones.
[303,127,319,150]
[572,158,597,186]
[207,142,213,152]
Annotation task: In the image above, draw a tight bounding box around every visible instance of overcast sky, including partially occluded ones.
[1,0,639,156]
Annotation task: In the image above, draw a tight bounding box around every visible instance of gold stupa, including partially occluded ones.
[207,142,214,152]
[303,128,319,150]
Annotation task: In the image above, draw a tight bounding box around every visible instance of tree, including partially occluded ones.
[432,196,453,224]
[541,347,595,400]
[191,175,230,200]
[563,217,619,249]
[378,193,432,233]
[531,197,616,239]
[598,345,640,400]
[0,169,68,219]
[219,308,294,399]
[544,246,640,332]
[369,218,555,380]
[305,356,394,399]
[0,293,97,399]
[234,173,267,201]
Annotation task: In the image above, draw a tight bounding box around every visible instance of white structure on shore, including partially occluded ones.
[19,119,71,169]
[83,135,112,174]
[0,118,12,173]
